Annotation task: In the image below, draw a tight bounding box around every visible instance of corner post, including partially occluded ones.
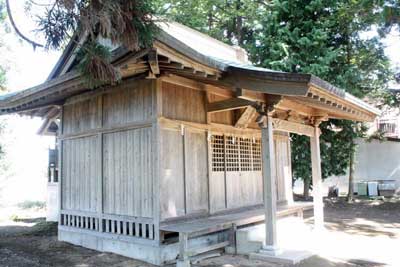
[310,123,324,230]
[260,114,279,253]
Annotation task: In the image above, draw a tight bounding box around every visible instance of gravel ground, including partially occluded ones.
[0,197,399,267]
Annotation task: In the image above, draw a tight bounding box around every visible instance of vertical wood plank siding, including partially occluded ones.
[103,127,153,217]
[162,82,206,124]
[62,80,156,221]
[63,96,102,135]
[160,82,210,220]
[160,128,185,220]
[103,80,155,127]
[184,129,208,214]
[62,135,100,212]
[274,134,293,203]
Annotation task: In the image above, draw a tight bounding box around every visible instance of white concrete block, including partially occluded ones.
[236,224,264,254]
[250,249,313,265]
[176,260,191,267]
[46,183,59,222]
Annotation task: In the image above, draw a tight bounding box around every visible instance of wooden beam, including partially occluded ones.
[159,62,184,70]
[235,106,257,129]
[160,74,205,92]
[205,84,235,99]
[277,98,315,116]
[272,118,315,137]
[148,49,160,75]
[207,98,253,113]
[221,69,309,96]
[286,96,372,122]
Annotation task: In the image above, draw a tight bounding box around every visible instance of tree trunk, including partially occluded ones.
[347,149,355,202]
[303,178,310,199]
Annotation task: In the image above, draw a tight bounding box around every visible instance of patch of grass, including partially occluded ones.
[24,221,58,237]
[17,201,46,210]
[9,214,19,222]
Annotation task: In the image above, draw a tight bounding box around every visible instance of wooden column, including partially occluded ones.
[260,115,279,252]
[310,125,324,230]
[57,106,64,224]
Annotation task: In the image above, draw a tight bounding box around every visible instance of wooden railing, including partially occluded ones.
[60,210,155,240]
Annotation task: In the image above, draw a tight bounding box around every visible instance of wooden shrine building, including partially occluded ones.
[0,22,379,266]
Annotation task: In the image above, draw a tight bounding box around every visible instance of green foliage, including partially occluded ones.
[154,0,393,190]
[76,41,120,88]
[21,0,159,87]
[0,67,5,91]
[380,0,400,32]
[0,0,5,21]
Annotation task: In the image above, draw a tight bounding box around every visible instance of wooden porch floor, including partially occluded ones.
[160,202,313,237]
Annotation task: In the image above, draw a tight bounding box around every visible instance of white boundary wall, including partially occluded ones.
[46,183,59,221]
[294,138,400,196]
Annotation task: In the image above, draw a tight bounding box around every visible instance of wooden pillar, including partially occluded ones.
[310,125,324,230]
[260,115,279,252]
[57,106,64,224]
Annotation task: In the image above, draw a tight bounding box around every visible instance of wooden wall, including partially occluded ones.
[275,133,293,204]
[159,80,293,220]
[162,82,206,124]
[63,96,102,135]
[61,79,157,220]
[159,82,209,220]
[103,81,155,127]
[61,77,294,226]
[159,127,208,220]
[62,135,101,212]
[103,127,153,218]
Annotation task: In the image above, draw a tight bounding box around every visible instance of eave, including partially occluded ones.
[0,27,379,123]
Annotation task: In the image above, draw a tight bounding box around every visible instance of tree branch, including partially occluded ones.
[5,0,44,49]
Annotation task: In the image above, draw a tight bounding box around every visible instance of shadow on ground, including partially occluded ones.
[304,197,400,239]
[0,197,399,267]
[195,254,387,267]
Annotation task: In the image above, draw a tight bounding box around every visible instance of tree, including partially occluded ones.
[6,0,158,86]
[380,0,400,33]
[155,0,392,198]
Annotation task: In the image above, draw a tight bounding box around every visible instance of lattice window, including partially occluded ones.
[239,138,252,171]
[210,134,262,172]
[252,139,262,171]
[225,136,240,172]
[211,135,225,172]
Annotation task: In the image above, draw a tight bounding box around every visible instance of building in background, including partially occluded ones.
[322,84,400,197]
[37,115,60,221]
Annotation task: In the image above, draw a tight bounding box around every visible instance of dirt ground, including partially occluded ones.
[0,197,399,267]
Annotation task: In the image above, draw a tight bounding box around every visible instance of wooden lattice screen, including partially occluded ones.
[211,134,262,172]
[211,135,225,172]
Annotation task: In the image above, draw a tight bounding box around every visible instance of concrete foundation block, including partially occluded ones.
[249,249,313,265]
[176,260,191,267]
[236,224,264,254]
